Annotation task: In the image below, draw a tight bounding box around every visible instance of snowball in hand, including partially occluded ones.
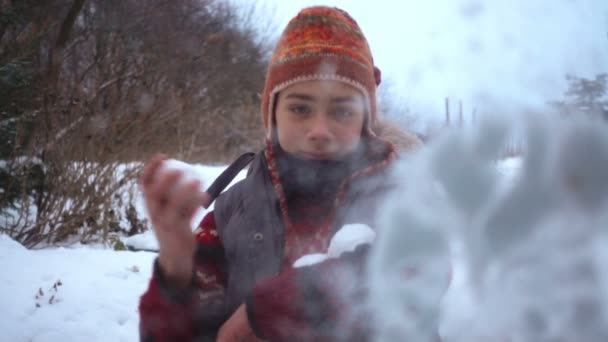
[154,159,205,192]
[293,223,376,268]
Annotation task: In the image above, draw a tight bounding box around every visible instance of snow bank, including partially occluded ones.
[0,234,156,342]
[0,233,27,251]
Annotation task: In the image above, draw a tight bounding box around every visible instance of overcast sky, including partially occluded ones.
[234,0,608,130]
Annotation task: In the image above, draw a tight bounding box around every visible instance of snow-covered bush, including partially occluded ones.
[0,159,145,248]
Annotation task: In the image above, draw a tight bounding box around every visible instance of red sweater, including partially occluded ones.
[139,209,362,341]
[139,212,451,341]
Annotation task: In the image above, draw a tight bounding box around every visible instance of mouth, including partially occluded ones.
[301,151,334,160]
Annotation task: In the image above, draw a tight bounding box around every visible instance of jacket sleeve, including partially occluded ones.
[138,212,230,342]
[246,244,452,341]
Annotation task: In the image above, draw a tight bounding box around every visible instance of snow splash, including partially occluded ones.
[368,115,608,341]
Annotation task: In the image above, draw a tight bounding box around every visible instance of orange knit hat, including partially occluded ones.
[261,6,382,138]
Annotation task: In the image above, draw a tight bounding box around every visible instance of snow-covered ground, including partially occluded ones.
[0,234,155,342]
[0,162,247,342]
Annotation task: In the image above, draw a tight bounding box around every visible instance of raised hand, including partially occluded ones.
[139,154,211,288]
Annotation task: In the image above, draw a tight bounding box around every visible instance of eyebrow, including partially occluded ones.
[285,93,315,101]
[330,96,357,103]
[284,93,358,103]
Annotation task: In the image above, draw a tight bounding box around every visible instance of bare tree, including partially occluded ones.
[1,0,270,247]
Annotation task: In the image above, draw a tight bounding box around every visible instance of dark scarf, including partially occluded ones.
[273,142,366,212]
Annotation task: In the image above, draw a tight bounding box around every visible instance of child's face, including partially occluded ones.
[274,80,366,160]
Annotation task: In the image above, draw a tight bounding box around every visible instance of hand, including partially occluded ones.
[217,304,262,342]
[139,154,211,288]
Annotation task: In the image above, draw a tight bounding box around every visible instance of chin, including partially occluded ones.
[300,153,329,160]
[300,151,343,160]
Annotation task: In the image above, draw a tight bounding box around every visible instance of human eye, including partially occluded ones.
[289,104,312,116]
[332,106,355,120]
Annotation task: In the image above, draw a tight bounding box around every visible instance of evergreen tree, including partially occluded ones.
[553,73,608,120]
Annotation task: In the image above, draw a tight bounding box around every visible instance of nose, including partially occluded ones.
[306,114,331,143]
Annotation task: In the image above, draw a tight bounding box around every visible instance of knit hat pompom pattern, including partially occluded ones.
[261,6,381,136]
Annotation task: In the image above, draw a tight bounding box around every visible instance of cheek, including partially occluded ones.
[340,115,365,144]
[275,114,300,153]
[333,120,364,153]
[338,130,362,151]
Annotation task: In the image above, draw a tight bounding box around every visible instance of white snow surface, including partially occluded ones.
[0,162,246,342]
[0,234,156,342]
